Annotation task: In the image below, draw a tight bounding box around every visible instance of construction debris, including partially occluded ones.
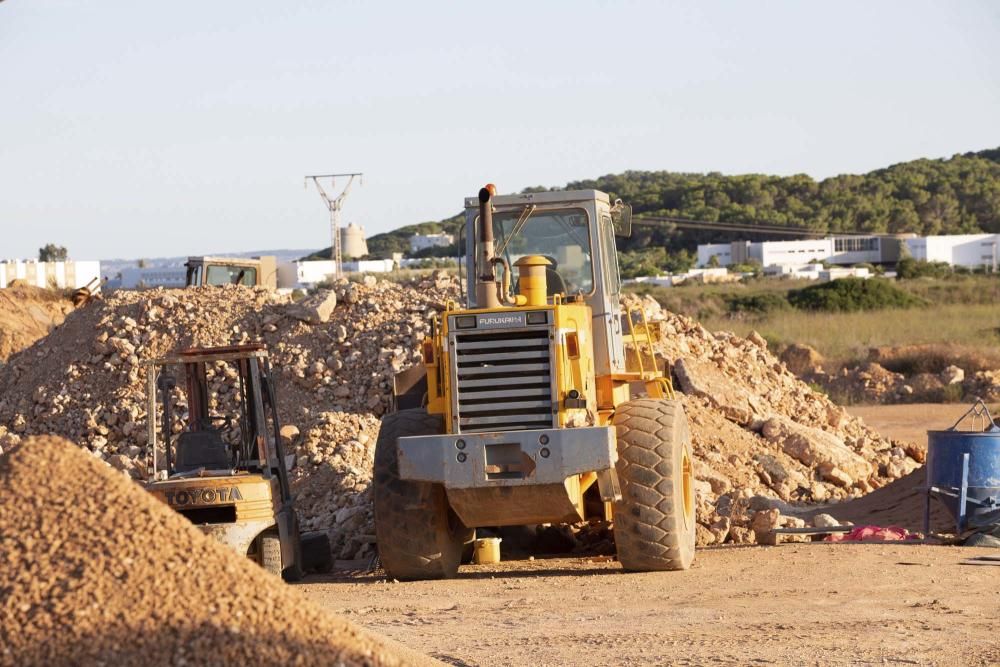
[0,281,927,559]
[0,436,436,666]
[0,275,456,560]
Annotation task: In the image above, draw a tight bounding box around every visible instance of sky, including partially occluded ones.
[1,1,999,260]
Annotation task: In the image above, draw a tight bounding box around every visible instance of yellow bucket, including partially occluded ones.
[472,537,502,564]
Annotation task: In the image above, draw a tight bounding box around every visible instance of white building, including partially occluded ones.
[906,234,999,270]
[0,260,101,290]
[697,234,999,271]
[410,232,454,253]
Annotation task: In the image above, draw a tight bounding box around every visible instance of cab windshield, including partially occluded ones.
[487,207,593,296]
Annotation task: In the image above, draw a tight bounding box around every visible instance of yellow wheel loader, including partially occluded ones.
[144,344,331,580]
[374,185,695,580]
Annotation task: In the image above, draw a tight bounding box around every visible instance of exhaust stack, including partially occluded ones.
[476,184,501,308]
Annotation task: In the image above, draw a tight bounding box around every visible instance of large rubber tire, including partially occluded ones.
[612,399,696,571]
[374,409,469,580]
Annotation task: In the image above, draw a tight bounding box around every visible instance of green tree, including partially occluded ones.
[38,244,68,262]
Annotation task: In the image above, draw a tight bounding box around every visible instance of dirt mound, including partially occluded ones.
[803,466,959,533]
[0,285,74,362]
[628,295,923,543]
[0,436,437,666]
[0,275,458,560]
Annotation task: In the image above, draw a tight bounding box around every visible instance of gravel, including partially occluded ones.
[0,435,438,667]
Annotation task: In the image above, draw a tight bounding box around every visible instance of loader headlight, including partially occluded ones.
[455,315,477,329]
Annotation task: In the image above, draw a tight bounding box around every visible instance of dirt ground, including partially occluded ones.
[845,403,982,447]
[301,545,998,666]
[297,404,1000,666]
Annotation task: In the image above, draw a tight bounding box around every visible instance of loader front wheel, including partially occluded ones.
[374,409,469,580]
[612,399,696,571]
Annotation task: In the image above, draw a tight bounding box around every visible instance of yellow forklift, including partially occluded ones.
[145,344,330,580]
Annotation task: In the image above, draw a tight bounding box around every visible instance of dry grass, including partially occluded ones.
[701,303,1000,368]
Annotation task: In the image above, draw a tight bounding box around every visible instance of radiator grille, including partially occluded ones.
[454,329,555,433]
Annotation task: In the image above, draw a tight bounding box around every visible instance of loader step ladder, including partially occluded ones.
[622,306,675,400]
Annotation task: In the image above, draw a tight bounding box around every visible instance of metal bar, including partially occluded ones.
[772,526,854,534]
[148,368,157,478]
[958,452,970,534]
[459,387,551,399]
[459,400,551,412]
[458,363,550,376]
[460,414,555,426]
[457,376,551,389]
[456,338,548,350]
[457,350,549,363]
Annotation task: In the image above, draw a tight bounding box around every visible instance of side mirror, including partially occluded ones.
[611,199,632,237]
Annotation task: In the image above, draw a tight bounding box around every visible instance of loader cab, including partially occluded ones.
[463,189,631,376]
[184,256,278,289]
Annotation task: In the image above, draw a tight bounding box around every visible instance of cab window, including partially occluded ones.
[206,265,257,286]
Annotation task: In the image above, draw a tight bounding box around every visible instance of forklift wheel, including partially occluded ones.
[261,532,303,582]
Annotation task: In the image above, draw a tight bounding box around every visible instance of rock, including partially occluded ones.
[695,462,733,495]
[709,517,731,544]
[812,513,841,528]
[761,415,872,483]
[909,373,945,402]
[696,523,716,546]
[728,526,755,545]
[940,365,965,385]
[751,508,781,534]
[780,344,823,376]
[818,463,853,488]
[286,290,338,324]
[674,358,758,425]
[362,275,377,288]
[752,508,781,545]
[279,424,300,443]
[747,331,768,349]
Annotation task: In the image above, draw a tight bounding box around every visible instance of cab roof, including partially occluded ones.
[464,189,610,209]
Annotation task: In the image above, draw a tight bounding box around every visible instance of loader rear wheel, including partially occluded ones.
[374,409,470,580]
[612,399,696,571]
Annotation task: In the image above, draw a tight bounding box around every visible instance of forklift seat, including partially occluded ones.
[174,430,232,472]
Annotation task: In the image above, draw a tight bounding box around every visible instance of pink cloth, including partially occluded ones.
[824,525,918,542]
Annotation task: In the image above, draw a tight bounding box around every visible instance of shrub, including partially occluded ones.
[896,258,952,279]
[725,292,790,315]
[788,278,924,312]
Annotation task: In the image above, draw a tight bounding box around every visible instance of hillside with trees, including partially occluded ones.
[314,148,1000,275]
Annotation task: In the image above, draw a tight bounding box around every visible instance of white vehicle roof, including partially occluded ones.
[464,189,610,209]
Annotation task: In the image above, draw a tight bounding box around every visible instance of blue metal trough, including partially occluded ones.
[925,400,1000,536]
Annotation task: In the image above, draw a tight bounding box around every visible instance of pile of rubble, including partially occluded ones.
[0,275,930,558]
[0,273,458,560]
[628,295,924,545]
[0,435,434,666]
[777,343,1000,404]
